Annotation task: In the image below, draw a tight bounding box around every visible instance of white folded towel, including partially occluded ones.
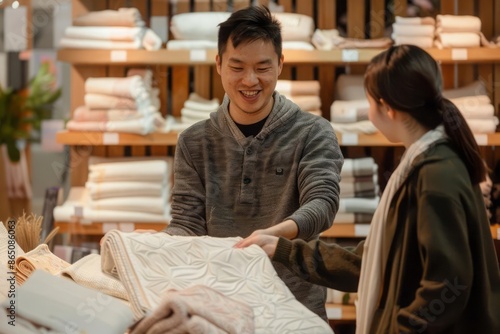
[89,160,167,183]
[436,32,481,48]
[331,120,378,134]
[436,14,481,33]
[392,35,434,48]
[274,12,315,42]
[59,37,142,49]
[90,196,166,215]
[331,99,370,123]
[395,16,435,26]
[170,12,231,41]
[86,181,167,200]
[64,26,144,41]
[392,24,435,37]
[166,40,218,50]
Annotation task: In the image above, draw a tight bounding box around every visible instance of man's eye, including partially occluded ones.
[230,67,243,71]
[257,68,270,72]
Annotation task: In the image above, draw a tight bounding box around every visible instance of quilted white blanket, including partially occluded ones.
[100,231,333,333]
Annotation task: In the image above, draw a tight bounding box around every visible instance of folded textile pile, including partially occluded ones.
[392,16,435,49]
[59,7,161,50]
[129,285,254,334]
[326,288,357,306]
[277,80,322,116]
[330,74,378,134]
[167,11,316,50]
[66,69,165,135]
[435,15,485,48]
[14,244,70,285]
[100,231,333,333]
[53,157,173,223]
[443,81,498,134]
[336,157,380,225]
[312,29,393,50]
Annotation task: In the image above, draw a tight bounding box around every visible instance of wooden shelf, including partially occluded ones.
[55,130,500,147]
[55,130,178,146]
[321,223,370,238]
[54,221,168,235]
[326,303,356,321]
[57,47,500,66]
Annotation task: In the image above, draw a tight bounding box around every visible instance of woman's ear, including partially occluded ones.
[379,99,396,120]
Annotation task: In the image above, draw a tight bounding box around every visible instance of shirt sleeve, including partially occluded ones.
[163,136,208,236]
[287,118,343,240]
[272,237,362,292]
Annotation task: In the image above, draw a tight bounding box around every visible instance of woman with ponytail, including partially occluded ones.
[236,45,500,333]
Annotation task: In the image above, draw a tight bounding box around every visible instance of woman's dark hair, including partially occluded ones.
[217,5,282,62]
[364,45,485,184]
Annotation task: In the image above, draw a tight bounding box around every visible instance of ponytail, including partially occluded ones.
[440,98,486,184]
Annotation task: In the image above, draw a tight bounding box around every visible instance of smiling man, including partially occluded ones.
[164,5,343,321]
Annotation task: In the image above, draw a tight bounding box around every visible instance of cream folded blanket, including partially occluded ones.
[392,35,434,48]
[170,12,231,41]
[436,14,481,33]
[90,196,166,215]
[61,253,129,301]
[184,93,220,112]
[287,95,321,111]
[282,41,315,50]
[84,93,160,111]
[59,37,142,49]
[100,231,333,333]
[73,8,144,27]
[392,24,435,37]
[341,157,378,177]
[85,76,150,102]
[129,285,254,334]
[331,99,370,123]
[166,40,218,50]
[276,80,320,96]
[335,74,366,101]
[73,106,156,122]
[435,32,481,48]
[395,16,435,26]
[274,12,315,42]
[443,81,487,99]
[86,181,166,200]
[64,26,144,41]
[89,160,167,183]
[466,117,499,133]
[330,120,378,134]
[338,197,380,214]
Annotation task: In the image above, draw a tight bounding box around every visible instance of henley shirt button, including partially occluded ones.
[246,148,253,155]
[243,178,251,184]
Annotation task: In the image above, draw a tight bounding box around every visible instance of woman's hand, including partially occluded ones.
[234,230,279,258]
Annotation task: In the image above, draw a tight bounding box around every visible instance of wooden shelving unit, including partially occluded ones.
[54,221,167,235]
[57,47,500,66]
[326,303,356,321]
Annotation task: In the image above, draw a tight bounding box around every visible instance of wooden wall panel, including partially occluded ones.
[370,0,385,38]
[347,0,365,39]
[317,0,336,119]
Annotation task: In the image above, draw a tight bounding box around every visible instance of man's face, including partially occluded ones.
[216,38,283,124]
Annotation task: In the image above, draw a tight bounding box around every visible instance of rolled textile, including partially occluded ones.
[63,26,144,41]
[129,285,254,334]
[287,95,321,111]
[436,32,481,48]
[392,35,434,48]
[99,231,333,332]
[276,80,320,96]
[166,40,218,50]
[89,160,168,183]
[184,93,220,112]
[15,244,70,285]
[392,24,435,37]
[53,187,170,223]
[61,253,129,301]
[330,99,370,123]
[274,12,315,42]
[170,12,231,41]
[141,28,162,51]
[86,181,166,200]
[73,8,145,27]
[85,76,149,101]
[330,120,378,134]
[335,74,366,101]
[90,196,166,215]
[395,16,435,26]
[341,158,378,178]
[436,14,481,33]
[59,37,142,49]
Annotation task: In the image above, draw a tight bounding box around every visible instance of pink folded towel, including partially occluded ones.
[129,285,254,334]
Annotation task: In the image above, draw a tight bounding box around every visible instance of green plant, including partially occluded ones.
[0,61,61,162]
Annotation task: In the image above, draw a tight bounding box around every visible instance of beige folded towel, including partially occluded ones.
[395,16,435,26]
[392,24,435,37]
[64,26,144,41]
[73,8,144,27]
[15,244,70,285]
[436,14,481,33]
[274,12,315,42]
[59,37,142,49]
[89,160,167,183]
[129,285,254,334]
[287,95,321,111]
[393,35,434,48]
[436,32,481,48]
[276,80,320,96]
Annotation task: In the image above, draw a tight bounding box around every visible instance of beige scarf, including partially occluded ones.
[356,125,446,333]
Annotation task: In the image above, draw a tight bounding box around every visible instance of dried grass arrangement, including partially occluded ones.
[5,212,59,253]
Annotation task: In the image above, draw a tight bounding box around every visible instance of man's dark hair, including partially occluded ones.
[218,5,282,62]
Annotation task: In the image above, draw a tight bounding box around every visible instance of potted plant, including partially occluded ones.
[0,60,61,162]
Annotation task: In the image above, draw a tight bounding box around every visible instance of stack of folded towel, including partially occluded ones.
[53,157,173,224]
[392,16,436,49]
[336,157,380,225]
[277,80,322,116]
[66,69,165,135]
[330,74,378,134]
[59,7,161,50]
[180,93,219,125]
[312,28,393,50]
[443,81,499,134]
[167,11,316,50]
[435,15,483,48]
